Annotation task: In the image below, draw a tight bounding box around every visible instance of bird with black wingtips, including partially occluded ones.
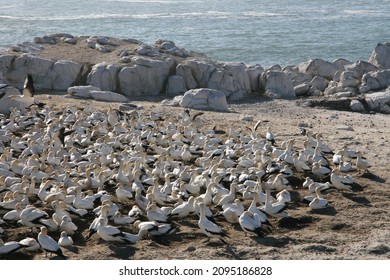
[266,126,277,146]
[0,238,23,255]
[238,211,264,237]
[197,202,228,243]
[38,226,67,259]
[0,75,45,115]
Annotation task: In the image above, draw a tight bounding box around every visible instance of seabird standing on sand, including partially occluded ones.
[0,75,45,115]
[38,226,67,259]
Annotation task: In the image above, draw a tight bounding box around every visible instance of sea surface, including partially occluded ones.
[0,0,389,66]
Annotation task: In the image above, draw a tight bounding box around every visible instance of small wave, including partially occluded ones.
[0,11,235,21]
[343,9,378,15]
[242,11,283,17]
[102,0,201,3]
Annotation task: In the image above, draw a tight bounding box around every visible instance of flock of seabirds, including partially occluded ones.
[0,75,371,259]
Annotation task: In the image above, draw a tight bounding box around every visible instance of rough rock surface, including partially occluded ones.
[264,70,295,98]
[1,35,390,113]
[369,42,390,69]
[178,88,229,111]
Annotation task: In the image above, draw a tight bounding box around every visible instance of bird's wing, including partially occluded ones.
[23,75,35,98]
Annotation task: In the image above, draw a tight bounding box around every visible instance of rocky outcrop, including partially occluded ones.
[264,71,295,98]
[178,88,229,112]
[118,56,175,96]
[298,59,338,80]
[87,63,120,92]
[2,34,390,113]
[0,54,83,90]
[364,91,390,114]
[369,42,390,69]
[165,75,187,95]
[359,70,390,93]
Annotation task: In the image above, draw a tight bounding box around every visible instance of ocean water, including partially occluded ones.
[0,0,389,66]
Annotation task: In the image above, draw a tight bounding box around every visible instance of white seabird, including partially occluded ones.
[238,211,264,237]
[197,202,227,242]
[0,238,22,255]
[58,231,74,247]
[0,75,44,115]
[96,217,148,244]
[38,226,67,259]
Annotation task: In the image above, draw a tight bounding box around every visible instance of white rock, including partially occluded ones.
[89,90,129,102]
[298,59,338,80]
[294,83,310,96]
[309,76,329,92]
[360,70,390,93]
[67,85,101,98]
[166,75,187,95]
[264,71,295,98]
[119,57,174,96]
[208,62,251,100]
[336,125,354,131]
[333,91,355,98]
[365,91,390,113]
[87,63,119,92]
[350,100,365,112]
[179,88,229,112]
[369,42,390,69]
[245,64,264,92]
[51,60,83,90]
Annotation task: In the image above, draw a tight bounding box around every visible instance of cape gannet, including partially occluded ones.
[38,226,67,259]
[197,202,227,242]
[0,75,44,115]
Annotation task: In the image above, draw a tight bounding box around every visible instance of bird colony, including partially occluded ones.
[0,102,370,259]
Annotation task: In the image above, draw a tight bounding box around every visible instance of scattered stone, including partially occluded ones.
[89,90,129,102]
[119,103,143,111]
[294,82,310,96]
[161,95,184,106]
[64,37,77,45]
[350,100,365,112]
[336,125,354,131]
[67,85,101,99]
[240,115,254,121]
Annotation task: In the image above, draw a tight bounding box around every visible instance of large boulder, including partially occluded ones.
[0,55,15,82]
[298,59,338,80]
[3,55,57,90]
[207,62,251,100]
[179,88,229,112]
[67,85,101,99]
[264,71,295,98]
[364,91,390,113]
[51,60,83,90]
[245,64,264,92]
[369,42,390,69]
[176,59,216,89]
[165,75,187,95]
[118,56,175,96]
[87,63,119,92]
[360,70,390,93]
[0,54,84,90]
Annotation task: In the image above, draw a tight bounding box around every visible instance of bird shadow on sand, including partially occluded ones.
[63,245,79,254]
[360,171,386,184]
[309,206,338,216]
[107,243,136,259]
[341,193,371,206]
[253,236,295,248]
